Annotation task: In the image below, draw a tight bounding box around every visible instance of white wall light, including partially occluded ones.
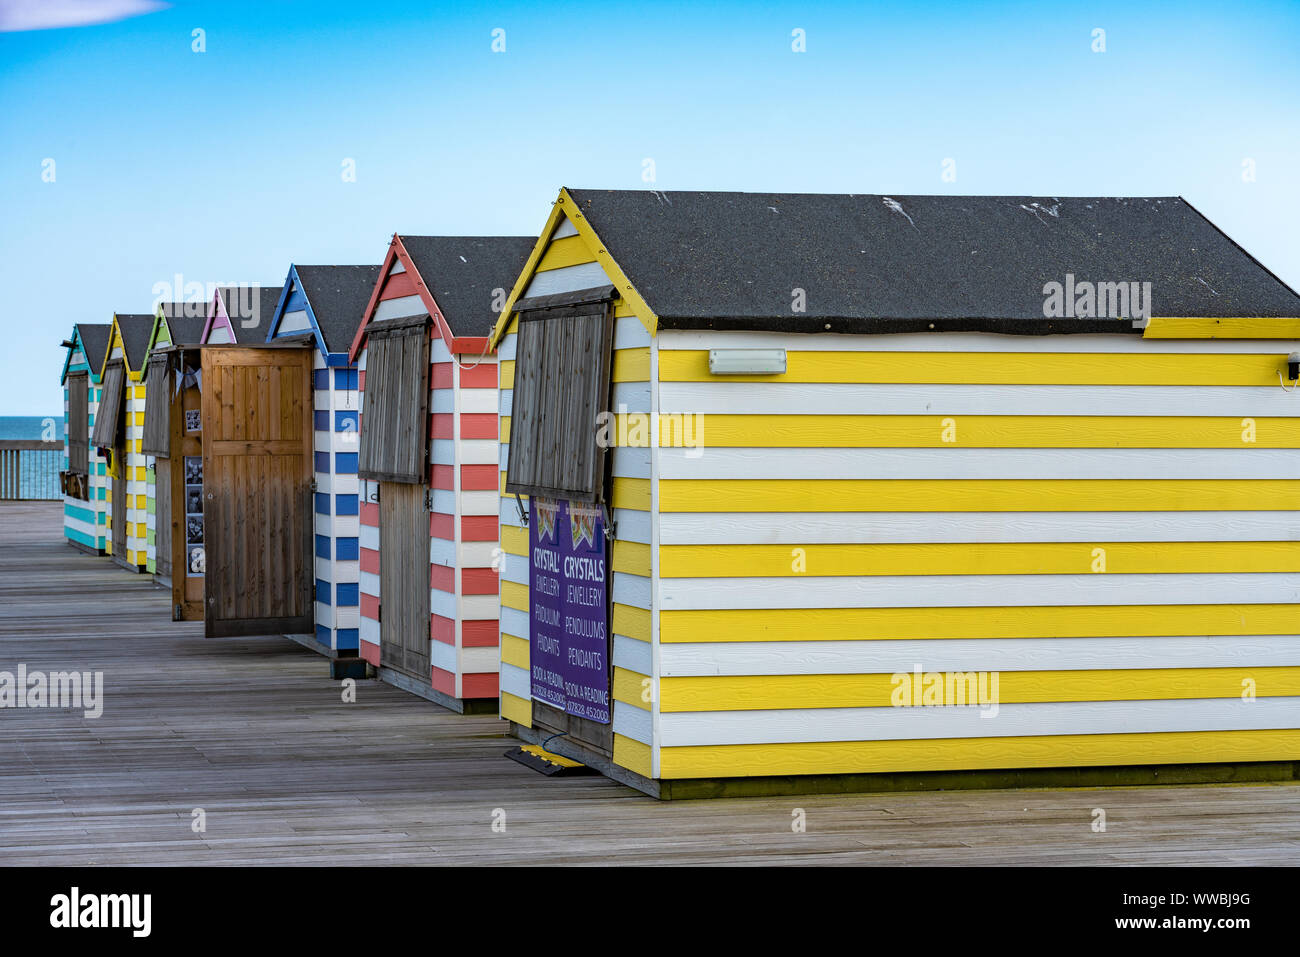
[708,349,787,375]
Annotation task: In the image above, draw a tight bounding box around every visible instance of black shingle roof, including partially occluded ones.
[293,265,382,354]
[216,286,282,339]
[158,302,208,348]
[400,236,535,337]
[75,323,112,373]
[564,190,1300,334]
[114,314,156,370]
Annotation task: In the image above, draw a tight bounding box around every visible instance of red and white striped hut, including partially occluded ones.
[349,235,533,712]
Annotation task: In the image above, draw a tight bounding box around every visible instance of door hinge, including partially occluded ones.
[424,488,434,512]
[310,478,318,493]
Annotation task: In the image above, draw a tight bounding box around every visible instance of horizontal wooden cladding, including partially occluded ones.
[658,478,1300,512]
[659,447,1300,480]
[659,696,1300,746]
[658,511,1300,545]
[660,382,1300,416]
[501,633,528,669]
[660,573,1300,610]
[612,348,650,382]
[660,349,1300,385]
[659,603,1300,643]
[535,234,595,272]
[661,635,1300,677]
[613,666,651,707]
[635,414,1300,448]
[613,733,652,777]
[660,668,1300,712]
[660,541,1300,577]
[658,729,1300,779]
[500,690,531,726]
[1144,316,1300,339]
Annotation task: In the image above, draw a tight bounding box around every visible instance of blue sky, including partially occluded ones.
[2,0,1298,414]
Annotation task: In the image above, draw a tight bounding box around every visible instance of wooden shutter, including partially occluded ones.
[91,363,126,449]
[67,372,88,475]
[505,300,615,504]
[140,354,171,456]
[357,316,431,484]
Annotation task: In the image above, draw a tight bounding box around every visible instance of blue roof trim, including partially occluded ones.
[265,264,332,360]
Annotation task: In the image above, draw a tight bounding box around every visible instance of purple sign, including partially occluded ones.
[529,497,610,723]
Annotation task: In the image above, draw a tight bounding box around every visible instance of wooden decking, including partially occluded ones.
[2,501,1298,865]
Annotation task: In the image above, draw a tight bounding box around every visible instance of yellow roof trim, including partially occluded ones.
[103,314,145,382]
[1144,316,1300,340]
[488,187,659,349]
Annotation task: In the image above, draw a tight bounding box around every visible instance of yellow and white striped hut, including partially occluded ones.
[94,312,156,572]
[490,188,1300,798]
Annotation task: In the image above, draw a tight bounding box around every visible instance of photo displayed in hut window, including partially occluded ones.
[185,486,203,514]
[186,515,204,545]
[184,455,203,485]
[187,545,205,577]
[184,409,201,433]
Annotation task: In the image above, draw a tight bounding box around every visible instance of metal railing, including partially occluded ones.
[0,440,63,500]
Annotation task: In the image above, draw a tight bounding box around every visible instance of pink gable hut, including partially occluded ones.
[200,285,283,344]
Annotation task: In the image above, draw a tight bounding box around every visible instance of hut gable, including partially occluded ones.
[107,314,157,379]
[61,323,112,386]
[75,323,113,383]
[349,235,533,361]
[147,301,209,355]
[201,285,280,345]
[269,264,381,362]
[399,236,535,339]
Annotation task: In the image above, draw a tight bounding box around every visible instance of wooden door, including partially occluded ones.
[201,346,313,638]
[155,457,172,582]
[111,463,128,567]
[379,482,430,680]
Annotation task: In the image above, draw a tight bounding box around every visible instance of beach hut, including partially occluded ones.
[164,282,321,635]
[59,322,112,554]
[92,313,156,572]
[264,263,381,654]
[490,188,1300,797]
[141,301,208,595]
[200,284,281,344]
[348,235,533,710]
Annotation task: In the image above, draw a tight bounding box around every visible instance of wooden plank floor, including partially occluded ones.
[2,501,1298,865]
